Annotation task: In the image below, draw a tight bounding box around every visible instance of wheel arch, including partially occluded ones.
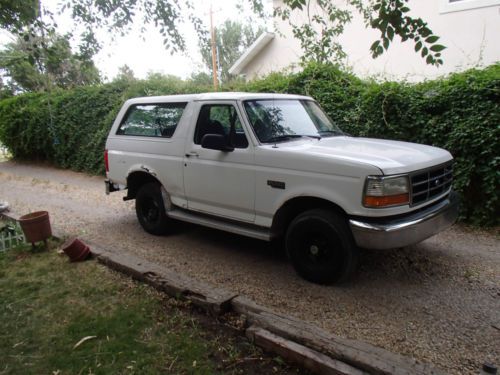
[126,170,163,200]
[271,196,348,238]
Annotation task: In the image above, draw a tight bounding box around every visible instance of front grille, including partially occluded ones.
[410,162,453,206]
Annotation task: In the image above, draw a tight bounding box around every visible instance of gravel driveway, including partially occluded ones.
[1,160,498,374]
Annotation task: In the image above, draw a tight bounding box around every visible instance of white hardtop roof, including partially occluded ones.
[125,92,313,105]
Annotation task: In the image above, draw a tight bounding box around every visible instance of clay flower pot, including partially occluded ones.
[19,211,52,245]
[62,238,91,262]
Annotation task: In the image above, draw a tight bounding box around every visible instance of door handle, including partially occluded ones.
[185,151,199,158]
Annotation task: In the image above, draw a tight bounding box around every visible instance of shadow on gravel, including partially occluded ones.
[177,222,289,261]
[110,216,473,289]
[184,223,461,278]
[163,221,462,286]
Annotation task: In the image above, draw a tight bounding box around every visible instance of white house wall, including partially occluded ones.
[240,0,500,81]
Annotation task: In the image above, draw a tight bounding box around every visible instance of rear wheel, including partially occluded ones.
[135,182,170,235]
[285,209,358,284]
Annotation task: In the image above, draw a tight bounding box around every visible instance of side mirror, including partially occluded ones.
[201,134,234,152]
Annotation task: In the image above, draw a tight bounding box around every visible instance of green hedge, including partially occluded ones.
[0,64,498,225]
[0,77,206,173]
[243,64,500,225]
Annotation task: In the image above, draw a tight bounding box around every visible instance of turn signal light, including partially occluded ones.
[363,193,409,208]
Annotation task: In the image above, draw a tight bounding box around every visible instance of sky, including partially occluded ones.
[0,0,271,81]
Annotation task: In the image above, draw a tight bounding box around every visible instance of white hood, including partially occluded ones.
[274,136,453,175]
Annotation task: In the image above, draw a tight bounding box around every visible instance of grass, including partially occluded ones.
[0,241,304,375]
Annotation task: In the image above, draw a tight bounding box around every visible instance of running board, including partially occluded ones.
[167,209,271,241]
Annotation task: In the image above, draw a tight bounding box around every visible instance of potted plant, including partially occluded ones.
[19,211,52,247]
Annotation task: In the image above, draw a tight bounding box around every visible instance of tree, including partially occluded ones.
[114,64,136,82]
[60,0,206,56]
[0,31,100,92]
[188,71,212,86]
[199,20,264,83]
[0,76,13,99]
[1,0,444,75]
[274,0,445,66]
[0,0,39,32]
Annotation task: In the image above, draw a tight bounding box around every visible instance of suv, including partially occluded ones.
[105,92,459,284]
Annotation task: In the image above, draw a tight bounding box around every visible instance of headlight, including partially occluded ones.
[363,175,409,208]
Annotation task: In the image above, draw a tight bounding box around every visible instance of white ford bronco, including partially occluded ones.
[105,92,459,284]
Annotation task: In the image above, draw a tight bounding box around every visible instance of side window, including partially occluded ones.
[116,103,186,137]
[194,104,249,148]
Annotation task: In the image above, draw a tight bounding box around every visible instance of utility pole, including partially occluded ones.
[209,4,219,91]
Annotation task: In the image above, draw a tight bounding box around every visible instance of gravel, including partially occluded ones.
[1,160,498,374]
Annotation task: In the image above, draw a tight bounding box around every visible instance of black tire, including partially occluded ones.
[285,209,359,284]
[135,182,170,235]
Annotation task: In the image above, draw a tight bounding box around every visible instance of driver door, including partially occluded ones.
[183,102,256,223]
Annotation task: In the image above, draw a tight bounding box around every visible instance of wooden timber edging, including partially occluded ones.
[246,326,369,375]
[1,210,444,375]
[233,296,443,375]
[89,244,445,375]
[93,246,237,315]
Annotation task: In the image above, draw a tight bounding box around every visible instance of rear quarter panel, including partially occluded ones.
[105,100,196,206]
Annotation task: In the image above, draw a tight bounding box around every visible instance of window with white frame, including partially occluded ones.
[440,0,500,13]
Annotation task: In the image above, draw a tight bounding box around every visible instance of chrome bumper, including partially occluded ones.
[349,192,459,250]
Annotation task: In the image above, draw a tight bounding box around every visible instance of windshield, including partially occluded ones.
[243,99,343,143]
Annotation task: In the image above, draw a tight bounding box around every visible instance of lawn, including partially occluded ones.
[0,240,303,375]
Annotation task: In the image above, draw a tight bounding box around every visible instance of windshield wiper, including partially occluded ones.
[264,134,305,143]
[318,130,344,137]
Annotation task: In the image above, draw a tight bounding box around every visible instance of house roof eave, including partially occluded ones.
[229,32,275,75]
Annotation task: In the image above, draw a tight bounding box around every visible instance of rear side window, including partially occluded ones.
[116,103,187,137]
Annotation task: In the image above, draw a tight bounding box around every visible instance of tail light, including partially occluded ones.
[104,149,109,173]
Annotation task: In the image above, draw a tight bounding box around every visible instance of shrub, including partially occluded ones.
[243,64,500,225]
[0,64,498,225]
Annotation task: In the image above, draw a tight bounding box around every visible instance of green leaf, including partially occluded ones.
[430,44,446,52]
[288,0,306,10]
[420,27,432,38]
[383,37,389,50]
[425,35,439,43]
[421,47,428,57]
[370,40,380,51]
[387,26,394,41]
[414,41,422,52]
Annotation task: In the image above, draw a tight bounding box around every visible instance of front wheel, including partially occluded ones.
[135,182,170,235]
[285,209,359,284]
